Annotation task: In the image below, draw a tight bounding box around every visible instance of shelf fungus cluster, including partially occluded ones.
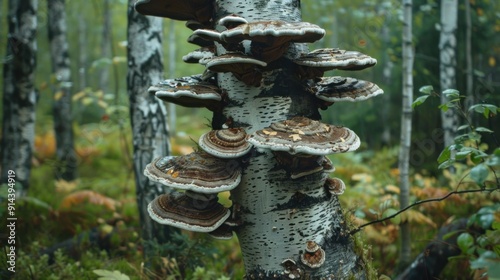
[136,0,382,278]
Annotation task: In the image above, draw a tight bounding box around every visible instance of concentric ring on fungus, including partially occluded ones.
[199,128,252,158]
[248,116,360,155]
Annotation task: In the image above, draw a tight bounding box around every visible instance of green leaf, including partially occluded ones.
[457,232,475,252]
[437,147,451,164]
[470,164,489,186]
[439,103,449,112]
[468,131,482,142]
[438,160,455,169]
[475,127,494,133]
[93,269,130,280]
[470,251,500,279]
[419,85,434,94]
[443,89,460,99]
[457,124,470,131]
[412,95,430,108]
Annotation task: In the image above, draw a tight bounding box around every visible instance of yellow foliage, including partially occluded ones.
[60,190,119,211]
[55,180,78,193]
[400,209,436,228]
[34,132,56,160]
[385,184,400,194]
[351,173,374,183]
[54,91,64,101]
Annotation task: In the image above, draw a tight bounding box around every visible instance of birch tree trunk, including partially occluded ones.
[1,0,38,195]
[78,7,87,90]
[99,0,111,93]
[47,0,77,181]
[126,0,176,261]
[439,0,459,147]
[464,0,474,109]
[398,0,414,268]
[215,1,367,278]
[167,20,176,136]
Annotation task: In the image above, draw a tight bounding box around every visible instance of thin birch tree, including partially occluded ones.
[398,0,414,268]
[126,0,176,261]
[439,0,459,147]
[1,0,38,194]
[47,0,77,181]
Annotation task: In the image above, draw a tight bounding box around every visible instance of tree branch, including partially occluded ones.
[349,185,500,235]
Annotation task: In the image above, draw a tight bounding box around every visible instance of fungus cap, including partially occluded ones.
[315,76,384,102]
[272,152,325,179]
[325,177,346,195]
[148,192,230,232]
[300,241,326,268]
[144,152,242,194]
[182,46,216,64]
[208,223,234,240]
[220,20,325,44]
[205,53,267,86]
[248,116,360,155]
[150,75,222,110]
[218,14,248,29]
[199,128,252,158]
[294,48,377,71]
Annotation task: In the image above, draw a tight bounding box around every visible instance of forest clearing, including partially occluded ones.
[0,0,499,279]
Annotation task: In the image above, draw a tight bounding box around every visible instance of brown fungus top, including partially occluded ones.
[150,75,223,111]
[199,128,252,158]
[148,192,230,232]
[182,46,216,64]
[143,152,242,194]
[248,116,360,155]
[315,76,384,103]
[294,48,377,71]
[325,177,346,195]
[300,241,326,268]
[135,0,213,25]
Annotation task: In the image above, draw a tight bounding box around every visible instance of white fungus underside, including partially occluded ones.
[155,90,221,100]
[315,87,384,102]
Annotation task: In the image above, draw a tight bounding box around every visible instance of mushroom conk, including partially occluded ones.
[182,46,216,64]
[199,128,252,158]
[148,192,230,232]
[300,241,326,269]
[205,53,267,86]
[273,152,326,179]
[134,0,212,25]
[208,223,234,240]
[315,76,384,102]
[248,116,360,155]
[150,75,223,111]
[325,177,346,195]
[143,152,242,193]
[187,33,214,47]
[218,14,248,29]
[294,48,377,76]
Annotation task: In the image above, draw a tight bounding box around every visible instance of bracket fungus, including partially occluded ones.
[144,152,242,193]
[315,76,384,103]
[199,128,252,158]
[300,241,326,269]
[248,116,360,155]
[149,75,223,111]
[148,192,229,232]
[137,0,383,277]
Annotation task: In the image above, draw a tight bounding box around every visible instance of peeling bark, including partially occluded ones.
[48,0,77,181]
[126,0,177,260]
[1,0,38,194]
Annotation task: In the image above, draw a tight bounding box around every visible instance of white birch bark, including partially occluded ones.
[1,0,38,195]
[215,0,367,277]
[99,0,111,93]
[439,0,459,147]
[398,0,414,267]
[126,0,176,258]
[464,0,473,109]
[48,0,77,181]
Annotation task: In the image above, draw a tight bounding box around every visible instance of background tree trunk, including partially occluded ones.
[99,0,111,93]
[167,20,176,136]
[464,0,474,110]
[126,0,177,262]
[47,0,77,181]
[439,0,459,147]
[77,6,87,90]
[398,0,414,269]
[1,0,38,195]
